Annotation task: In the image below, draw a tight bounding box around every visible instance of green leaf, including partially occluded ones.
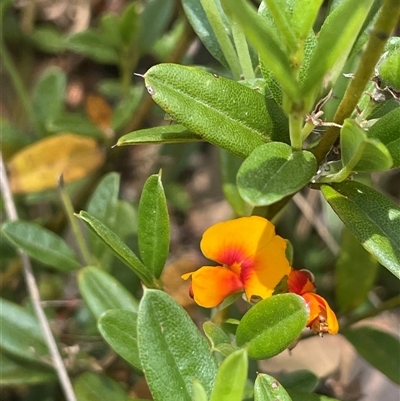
[118,2,139,47]
[292,0,324,41]
[203,321,237,356]
[144,63,272,158]
[87,172,120,261]
[192,380,209,401]
[30,26,67,53]
[75,211,154,286]
[114,200,138,239]
[254,374,292,401]
[100,14,122,48]
[279,370,318,393]
[111,86,143,130]
[263,0,297,53]
[203,321,231,350]
[287,390,340,401]
[340,119,392,173]
[182,0,229,68]
[117,124,202,146]
[209,349,248,401]
[138,173,170,278]
[236,294,308,360]
[221,0,300,102]
[0,352,55,385]
[67,29,119,64]
[321,181,400,279]
[367,107,400,168]
[237,142,317,206]
[78,266,138,320]
[137,290,217,400]
[2,221,80,271]
[264,96,290,144]
[47,112,104,139]
[335,228,379,313]
[0,298,49,364]
[378,47,400,90]
[138,0,174,52]
[32,67,66,133]
[98,309,141,370]
[301,0,374,97]
[74,372,130,401]
[344,327,400,385]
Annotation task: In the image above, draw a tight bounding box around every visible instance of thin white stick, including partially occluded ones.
[0,153,77,401]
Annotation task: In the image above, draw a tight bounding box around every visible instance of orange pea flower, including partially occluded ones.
[288,269,339,335]
[182,216,291,308]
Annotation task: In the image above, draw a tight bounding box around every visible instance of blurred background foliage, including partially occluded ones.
[0,0,399,400]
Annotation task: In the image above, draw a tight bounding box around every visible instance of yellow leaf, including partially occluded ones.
[8,133,105,193]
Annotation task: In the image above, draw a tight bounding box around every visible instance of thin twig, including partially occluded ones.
[0,153,77,401]
[293,191,340,256]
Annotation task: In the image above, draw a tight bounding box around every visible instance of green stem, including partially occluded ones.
[289,112,303,150]
[312,0,400,164]
[0,39,35,126]
[58,177,93,266]
[199,0,242,80]
[229,13,255,80]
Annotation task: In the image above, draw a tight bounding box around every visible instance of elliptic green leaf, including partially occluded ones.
[301,0,374,97]
[137,290,217,400]
[74,372,130,401]
[203,321,238,356]
[254,374,292,401]
[321,181,400,279]
[75,211,154,286]
[237,142,317,206]
[98,309,141,370]
[2,221,80,271]
[30,26,67,54]
[367,107,400,168]
[0,352,55,385]
[344,327,400,385]
[236,294,308,360]
[47,113,104,139]
[209,349,248,401]
[182,0,229,68]
[221,0,300,102]
[117,124,202,146]
[32,67,66,134]
[279,370,318,393]
[67,29,119,64]
[138,173,170,278]
[144,63,272,158]
[87,172,120,261]
[340,119,392,173]
[335,229,379,313]
[78,266,138,320]
[0,298,49,364]
[137,0,174,52]
[378,47,400,90]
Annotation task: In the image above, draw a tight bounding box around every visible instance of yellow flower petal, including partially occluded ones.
[302,293,339,335]
[185,266,243,308]
[200,216,291,301]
